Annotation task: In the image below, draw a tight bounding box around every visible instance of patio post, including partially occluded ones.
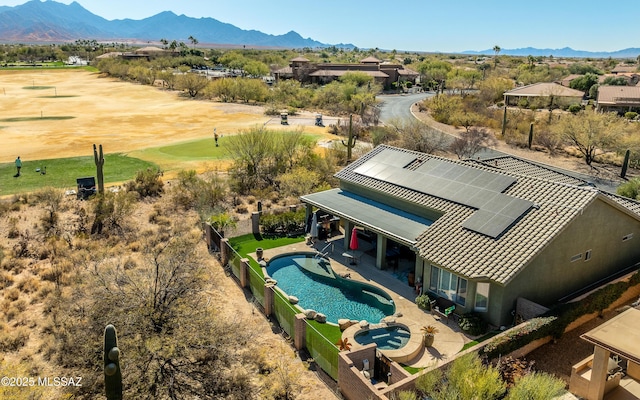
[343,220,354,250]
[220,238,230,267]
[588,346,610,400]
[376,235,387,270]
[239,258,249,288]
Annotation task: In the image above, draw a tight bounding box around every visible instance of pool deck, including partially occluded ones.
[255,235,466,369]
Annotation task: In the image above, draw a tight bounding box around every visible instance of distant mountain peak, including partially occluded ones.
[0,0,354,49]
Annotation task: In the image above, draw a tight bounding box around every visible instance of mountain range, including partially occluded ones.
[463,46,640,59]
[0,0,353,49]
[1,0,639,58]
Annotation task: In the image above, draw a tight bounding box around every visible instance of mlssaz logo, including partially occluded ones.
[38,377,83,387]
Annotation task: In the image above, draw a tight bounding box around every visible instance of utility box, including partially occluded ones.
[76,176,97,200]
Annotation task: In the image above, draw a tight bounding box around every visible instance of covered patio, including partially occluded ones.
[569,307,640,400]
[301,188,435,272]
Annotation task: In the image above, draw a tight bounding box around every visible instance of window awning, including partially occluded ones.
[300,189,434,246]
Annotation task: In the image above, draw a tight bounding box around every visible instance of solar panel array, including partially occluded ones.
[353,151,534,238]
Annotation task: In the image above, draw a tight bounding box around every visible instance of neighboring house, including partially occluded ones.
[557,74,583,87]
[611,64,639,75]
[597,73,640,86]
[301,145,640,326]
[503,82,585,108]
[596,85,640,113]
[273,56,418,89]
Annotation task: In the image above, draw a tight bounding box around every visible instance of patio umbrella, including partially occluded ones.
[349,227,359,265]
[350,227,359,251]
[310,213,318,240]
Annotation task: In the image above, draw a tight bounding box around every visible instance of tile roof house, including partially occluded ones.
[301,145,640,326]
[504,82,585,108]
[273,56,418,89]
[596,85,640,113]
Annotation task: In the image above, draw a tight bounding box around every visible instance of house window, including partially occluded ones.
[623,233,634,242]
[570,253,582,262]
[475,282,490,312]
[584,250,592,261]
[429,265,467,306]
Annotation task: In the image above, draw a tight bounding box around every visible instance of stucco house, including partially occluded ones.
[596,85,640,114]
[503,82,585,108]
[301,145,640,327]
[273,56,418,89]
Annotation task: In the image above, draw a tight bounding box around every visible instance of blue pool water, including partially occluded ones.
[354,326,411,350]
[267,253,395,324]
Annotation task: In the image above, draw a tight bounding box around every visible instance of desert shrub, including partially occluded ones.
[127,241,142,252]
[17,275,40,294]
[2,257,26,274]
[33,187,64,237]
[7,217,20,239]
[0,271,14,289]
[415,367,443,396]
[415,294,432,310]
[458,312,489,336]
[36,283,53,300]
[90,191,137,235]
[504,371,566,400]
[0,326,30,351]
[568,103,582,114]
[123,257,137,270]
[10,233,31,258]
[495,356,535,388]
[625,111,638,120]
[259,209,305,236]
[125,168,164,197]
[5,287,20,302]
[418,353,505,400]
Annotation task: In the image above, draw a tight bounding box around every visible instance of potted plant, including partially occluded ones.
[421,325,439,347]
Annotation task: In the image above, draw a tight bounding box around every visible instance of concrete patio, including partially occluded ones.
[256,234,467,369]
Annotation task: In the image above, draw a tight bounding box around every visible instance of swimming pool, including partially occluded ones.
[354,325,411,350]
[266,252,395,324]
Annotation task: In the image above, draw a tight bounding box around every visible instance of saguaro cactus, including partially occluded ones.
[104,324,122,400]
[93,144,105,194]
[621,149,631,179]
[501,106,507,137]
[341,114,357,163]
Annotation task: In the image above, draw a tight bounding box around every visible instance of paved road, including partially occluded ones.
[377,93,621,193]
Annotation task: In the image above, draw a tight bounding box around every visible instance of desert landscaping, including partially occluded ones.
[0,68,342,399]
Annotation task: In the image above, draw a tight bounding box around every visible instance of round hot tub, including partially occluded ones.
[354,325,411,350]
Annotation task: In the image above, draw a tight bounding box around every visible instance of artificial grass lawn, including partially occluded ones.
[0,154,157,196]
[228,233,306,260]
[460,330,501,351]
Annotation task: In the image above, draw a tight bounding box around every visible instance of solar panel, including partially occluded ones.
[354,148,533,238]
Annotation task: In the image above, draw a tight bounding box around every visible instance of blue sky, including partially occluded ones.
[3,0,640,53]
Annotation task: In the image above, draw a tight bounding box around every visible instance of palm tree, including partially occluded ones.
[493,45,501,68]
[188,35,199,49]
[336,338,352,351]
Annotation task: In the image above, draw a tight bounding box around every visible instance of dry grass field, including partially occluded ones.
[0,69,333,171]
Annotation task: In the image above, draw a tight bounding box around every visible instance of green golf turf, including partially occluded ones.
[0,154,157,196]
